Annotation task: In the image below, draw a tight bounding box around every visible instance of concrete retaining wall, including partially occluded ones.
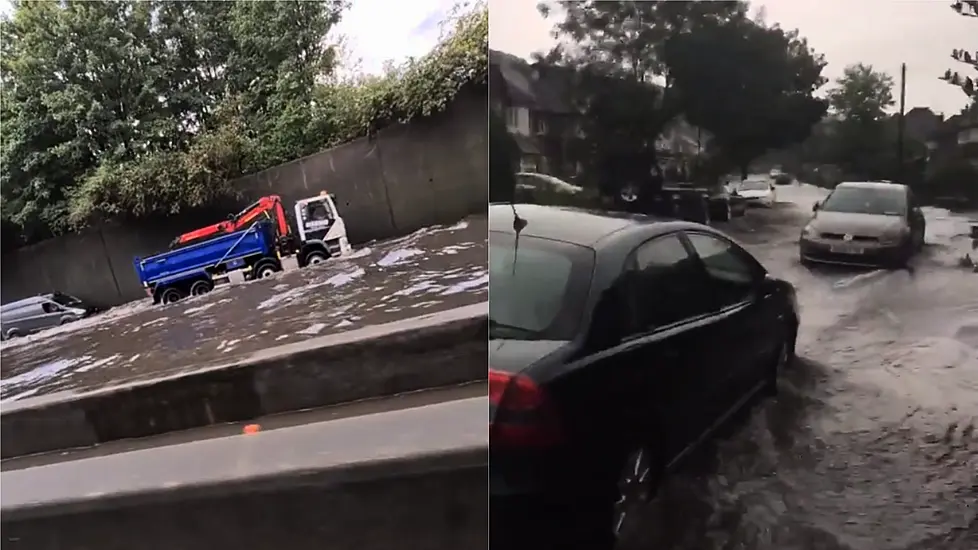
[1,398,487,550]
[1,303,487,459]
[0,90,488,308]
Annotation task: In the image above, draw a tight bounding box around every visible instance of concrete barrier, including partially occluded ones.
[1,303,487,459]
[1,397,488,550]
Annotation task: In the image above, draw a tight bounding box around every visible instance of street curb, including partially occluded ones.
[0,303,487,459]
[3,452,486,550]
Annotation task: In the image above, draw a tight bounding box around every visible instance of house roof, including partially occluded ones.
[489,49,576,114]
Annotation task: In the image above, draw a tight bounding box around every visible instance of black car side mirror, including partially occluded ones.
[812,201,820,212]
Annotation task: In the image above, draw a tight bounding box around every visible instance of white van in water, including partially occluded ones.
[0,296,88,340]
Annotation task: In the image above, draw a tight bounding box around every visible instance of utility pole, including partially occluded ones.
[896,62,907,180]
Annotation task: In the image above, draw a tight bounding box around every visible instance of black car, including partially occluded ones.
[489,204,800,549]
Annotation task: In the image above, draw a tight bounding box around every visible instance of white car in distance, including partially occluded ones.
[737,177,778,207]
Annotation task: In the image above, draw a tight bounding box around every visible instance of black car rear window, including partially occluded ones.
[489,231,594,341]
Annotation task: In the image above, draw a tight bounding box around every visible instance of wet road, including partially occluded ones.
[0,218,487,402]
[625,185,978,550]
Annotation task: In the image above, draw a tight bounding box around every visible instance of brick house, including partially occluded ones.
[926,107,978,171]
[489,49,702,180]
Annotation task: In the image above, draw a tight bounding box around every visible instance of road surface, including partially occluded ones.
[0,218,487,403]
[623,184,978,550]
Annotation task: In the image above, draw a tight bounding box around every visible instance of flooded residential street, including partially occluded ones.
[627,185,978,550]
[0,217,487,402]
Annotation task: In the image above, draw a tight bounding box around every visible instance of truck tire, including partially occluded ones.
[304,250,328,266]
[190,279,213,296]
[5,328,21,339]
[253,261,280,279]
[160,287,185,305]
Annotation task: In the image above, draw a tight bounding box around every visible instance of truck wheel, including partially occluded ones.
[160,288,184,305]
[190,280,213,296]
[6,329,21,339]
[304,251,328,266]
[254,262,279,279]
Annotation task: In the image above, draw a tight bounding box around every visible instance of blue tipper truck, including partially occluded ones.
[133,220,283,305]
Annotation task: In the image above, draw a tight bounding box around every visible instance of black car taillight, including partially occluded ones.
[489,369,563,448]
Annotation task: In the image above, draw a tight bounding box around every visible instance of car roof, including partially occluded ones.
[836,181,907,191]
[489,203,699,247]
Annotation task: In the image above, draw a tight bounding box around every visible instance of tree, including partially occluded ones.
[824,63,896,179]
[537,1,749,196]
[941,0,977,106]
[662,13,828,178]
[0,0,487,246]
[489,109,519,202]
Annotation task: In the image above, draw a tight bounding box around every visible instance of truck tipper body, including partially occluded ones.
[134,220,282,304]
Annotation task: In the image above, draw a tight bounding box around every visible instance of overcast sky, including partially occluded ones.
[333,0,455,74]
[490,0,974,117]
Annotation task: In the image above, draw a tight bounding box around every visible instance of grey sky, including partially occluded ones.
[489,0,974,116]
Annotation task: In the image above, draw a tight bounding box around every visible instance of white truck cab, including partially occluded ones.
[293,192,352,266]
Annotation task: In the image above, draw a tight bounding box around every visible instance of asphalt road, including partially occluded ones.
[622,185,978,550]
[0,218,487,402]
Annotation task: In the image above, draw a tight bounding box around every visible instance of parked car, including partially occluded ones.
[799,181,926,268]
[656,183,747,222]
[489,204,800,549]
[736,177,778,207]
[516,172,585,196]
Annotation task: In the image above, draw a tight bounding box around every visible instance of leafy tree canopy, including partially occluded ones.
[537,1,826,187]
[823,63,897,179]
[663,10,828,178]
[0,0,487,248]
[941,0,976,106]
[537,1,747,193]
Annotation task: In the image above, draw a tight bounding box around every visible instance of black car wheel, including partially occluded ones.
[613,447,653,538]
[766,340,791,396]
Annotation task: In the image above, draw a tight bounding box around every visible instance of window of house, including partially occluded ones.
[534,117,549,134]
[505,107,519,129]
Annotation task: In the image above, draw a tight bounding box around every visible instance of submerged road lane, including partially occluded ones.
[624,185,978,550]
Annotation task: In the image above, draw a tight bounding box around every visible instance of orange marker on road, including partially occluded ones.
[243,423,261,435]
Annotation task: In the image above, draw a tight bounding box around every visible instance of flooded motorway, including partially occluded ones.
[627,185,978,550]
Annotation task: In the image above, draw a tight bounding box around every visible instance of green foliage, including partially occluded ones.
[663,12,828,177]
[827,64,895,123]
[539,1,748,196]
[942,1,976,105]
[539,1,826,190]
[823,64,897,179]
[312,3,487,146]
[1,0,487,245]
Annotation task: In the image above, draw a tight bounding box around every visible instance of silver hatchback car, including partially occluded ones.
[799,181,926,267]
